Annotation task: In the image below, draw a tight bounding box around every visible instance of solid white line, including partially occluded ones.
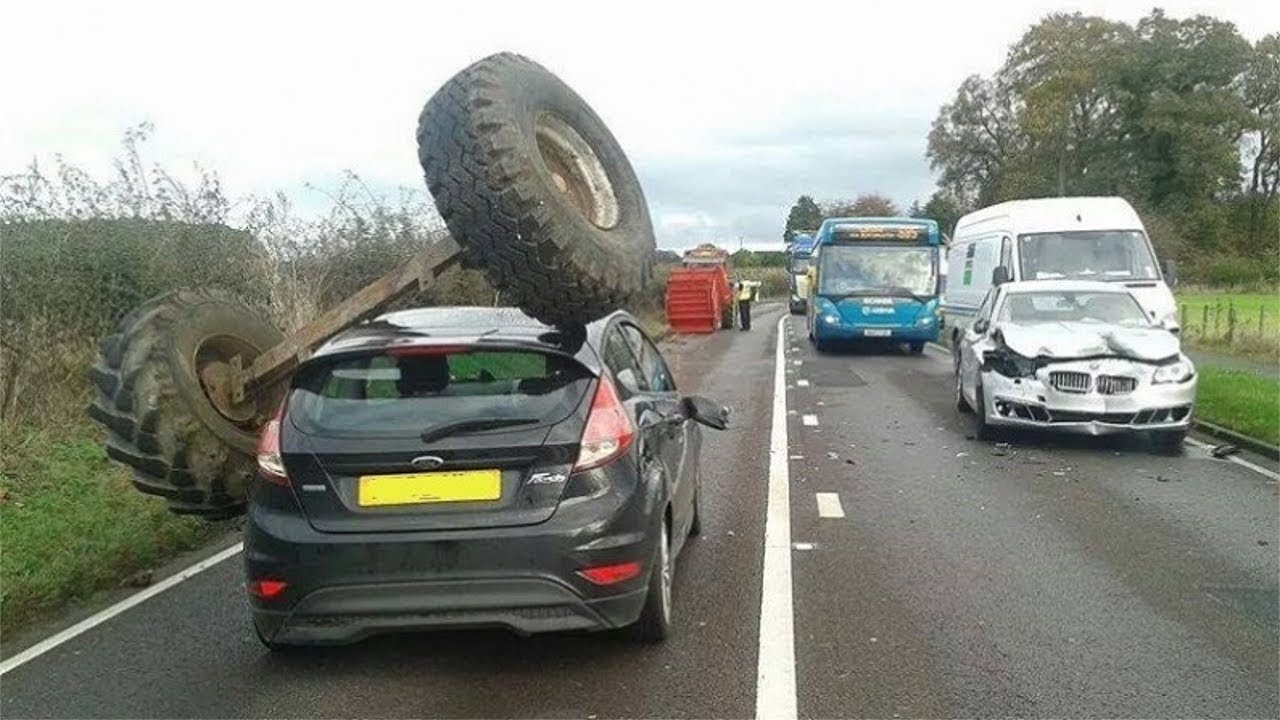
[756,314,797,720]
[1185,437,1279,481]
[802,414,818,427]
[0,542,244,675]
[796,379,810,388]
[815,492,845,519]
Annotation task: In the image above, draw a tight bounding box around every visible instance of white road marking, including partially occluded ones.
[796,379,810,387]
[756,314,797,720]
[815,493,845,518]
[0,542,244,675]
[1185,437,1279,481]
[792,359,802,366]
[802,414,818,426]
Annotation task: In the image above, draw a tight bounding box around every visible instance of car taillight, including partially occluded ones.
[256,404,288,486]
[572,376,635,473]
[577,561,642,585]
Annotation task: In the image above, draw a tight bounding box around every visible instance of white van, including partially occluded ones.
[942,197,1178,344]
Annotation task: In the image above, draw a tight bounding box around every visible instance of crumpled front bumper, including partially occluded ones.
[981,359,1196,435]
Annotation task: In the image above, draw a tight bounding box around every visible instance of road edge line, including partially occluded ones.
[1185,437,1280,481]
[0,542,244,675]
[756,313,797,720]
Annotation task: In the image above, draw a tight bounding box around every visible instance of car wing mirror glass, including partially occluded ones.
[683,395,729,430]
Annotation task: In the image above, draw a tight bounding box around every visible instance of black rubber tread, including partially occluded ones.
[86,289,284,519]
[630,515,672,642]
[418,52,655,328]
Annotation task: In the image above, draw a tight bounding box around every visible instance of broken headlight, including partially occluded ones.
[1152,357,1194,384]
[983,349,1039,378]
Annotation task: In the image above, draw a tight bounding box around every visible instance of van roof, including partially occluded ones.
[955,197,1144,236]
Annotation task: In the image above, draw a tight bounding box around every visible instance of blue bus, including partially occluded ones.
[786,233,816,314]
[806,217,942,354]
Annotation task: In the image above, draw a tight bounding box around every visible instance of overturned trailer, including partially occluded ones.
[88,53,657,518]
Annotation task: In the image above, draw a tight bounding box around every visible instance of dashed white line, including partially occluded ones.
[802,414,818,427]
[756,313,797,720]
[796,379,810,388]
[0,542,244,675]
[815,493,845,518]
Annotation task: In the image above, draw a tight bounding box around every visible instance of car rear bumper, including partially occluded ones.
[252,577,647,645]
[244,463,659,645]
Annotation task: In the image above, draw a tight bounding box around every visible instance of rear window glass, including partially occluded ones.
[288,349,594,437]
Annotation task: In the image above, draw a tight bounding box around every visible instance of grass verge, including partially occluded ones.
[1194,367,1280,447]
[0,423,222,635]
[1176,290,1280,361]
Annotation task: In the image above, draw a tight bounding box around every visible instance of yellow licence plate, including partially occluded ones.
[357,469,501,507]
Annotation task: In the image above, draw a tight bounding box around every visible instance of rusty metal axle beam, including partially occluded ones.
[230,236,463,403]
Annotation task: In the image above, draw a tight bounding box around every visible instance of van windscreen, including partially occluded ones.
[1018,230,1158,282]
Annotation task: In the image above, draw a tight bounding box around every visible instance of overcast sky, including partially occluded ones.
[2,0,1276,251]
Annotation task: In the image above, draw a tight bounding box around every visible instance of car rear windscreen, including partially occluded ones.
[288,349,595,437]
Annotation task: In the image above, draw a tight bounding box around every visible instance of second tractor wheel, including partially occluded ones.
[418,53,656,328]
[87,289,285,518]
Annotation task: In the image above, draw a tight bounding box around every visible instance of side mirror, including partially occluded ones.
[973,319,990,335]
[991,266,1010,286]
[683,395,729,430]
[1161,259,1178,287]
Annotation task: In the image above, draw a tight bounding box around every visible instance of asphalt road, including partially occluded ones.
[3,307,1277,719]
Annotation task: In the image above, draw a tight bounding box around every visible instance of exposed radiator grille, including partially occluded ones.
[1096,375,1137,395]
[1048,370,1091,394]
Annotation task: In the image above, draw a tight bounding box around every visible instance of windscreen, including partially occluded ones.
[1018,230,1159,282]
[998,291,1151,327]
[288,349,594,437]
[817,245,936,296]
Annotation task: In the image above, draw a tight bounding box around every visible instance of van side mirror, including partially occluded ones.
[683,395,729,430]
[991,266,1010,286]
[1161,259,1177,287]
[973,319,990,335]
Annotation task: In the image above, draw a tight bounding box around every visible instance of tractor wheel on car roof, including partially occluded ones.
[417,52,655,328]
[86,289,286,519]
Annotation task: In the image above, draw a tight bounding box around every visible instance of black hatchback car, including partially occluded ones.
[246,307,727,648]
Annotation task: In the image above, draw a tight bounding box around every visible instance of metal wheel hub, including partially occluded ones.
[535,113,619,229]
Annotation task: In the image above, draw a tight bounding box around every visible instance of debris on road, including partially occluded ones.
[1210,444,1240,459]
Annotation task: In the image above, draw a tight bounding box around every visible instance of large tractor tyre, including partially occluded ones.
[87,290,285,518]
[418,52,655,328]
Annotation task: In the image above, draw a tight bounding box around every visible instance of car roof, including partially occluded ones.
[1000,280,1133,294]
[307,306,635,374]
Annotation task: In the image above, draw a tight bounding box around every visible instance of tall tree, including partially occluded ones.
[1000,13,1132,197]
[823,193,900,217]
[922,190,966,239]
[783,195,823,241]
[926,75,1021,206]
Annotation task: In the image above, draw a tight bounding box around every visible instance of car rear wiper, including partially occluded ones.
[420,417,541,443]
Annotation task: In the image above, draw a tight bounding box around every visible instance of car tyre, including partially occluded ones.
[630,518,672,643]
[1151,429,1187,455]
[689,477,703,537]
[955,365,972,414]
[973,376,997,441]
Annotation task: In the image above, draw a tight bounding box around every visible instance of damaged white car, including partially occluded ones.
[953,281,1196,451]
